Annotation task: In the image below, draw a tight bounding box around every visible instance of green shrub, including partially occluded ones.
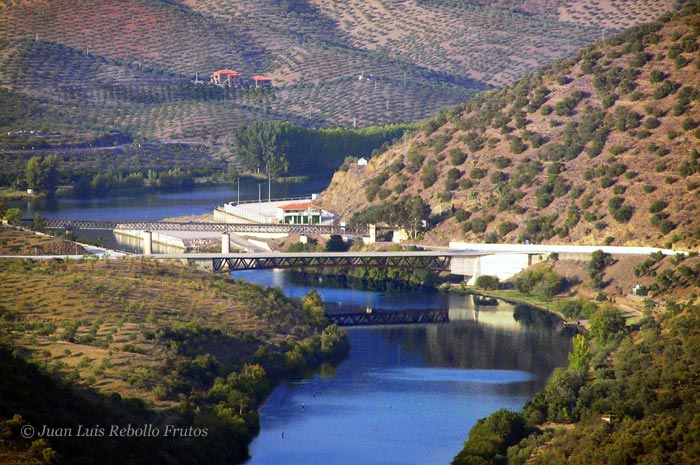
[475,275,501,290]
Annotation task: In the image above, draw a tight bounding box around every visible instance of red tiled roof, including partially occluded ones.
[214,69,240,76]
[279,203,321,211]
[251,75,272,81]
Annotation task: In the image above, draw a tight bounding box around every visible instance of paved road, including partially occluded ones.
[448,242,685,256]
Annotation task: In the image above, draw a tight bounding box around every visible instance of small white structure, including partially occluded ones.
[277,202,324,224]
[357,157,368,166]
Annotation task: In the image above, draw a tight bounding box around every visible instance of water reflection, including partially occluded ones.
[240,270,572,465]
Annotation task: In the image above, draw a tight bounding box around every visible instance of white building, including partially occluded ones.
[276,202,325,224]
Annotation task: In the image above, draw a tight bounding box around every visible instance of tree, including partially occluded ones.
[32,213,46,231]
[568,334,591,371]
[302,290,325,324]
[589,304,627,345]
[453,409,530,465]
[25,154,59,194]
[325,235,348,252]
[475,275,501,290]
[589,250,615,289]
[3,207,22,225]
[232,122,288,177]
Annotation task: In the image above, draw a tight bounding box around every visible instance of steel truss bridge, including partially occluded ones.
[151,251,458,273]
[31,219,368,236]
[327,308,449,326]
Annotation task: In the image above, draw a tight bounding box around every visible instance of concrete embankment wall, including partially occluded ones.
[114,229,186,253]
[215,205,272,224]
[450,254,541,285]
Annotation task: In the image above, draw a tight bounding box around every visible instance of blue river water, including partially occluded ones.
[11,179,330,220]
[235,270,573,465]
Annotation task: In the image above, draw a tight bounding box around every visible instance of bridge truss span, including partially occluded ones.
[34,219,368,236]
[211,252,452,272]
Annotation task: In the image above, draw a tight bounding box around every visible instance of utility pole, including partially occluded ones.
[268,169,271,203]
[258,184,261,214]
[237,177,240,205]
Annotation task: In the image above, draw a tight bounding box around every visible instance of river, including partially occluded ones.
[234,270,573,465]
[11,179,330,220]
[13,184,573,464]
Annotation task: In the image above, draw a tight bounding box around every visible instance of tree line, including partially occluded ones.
[18,154,196,198]
[231,121,413,177]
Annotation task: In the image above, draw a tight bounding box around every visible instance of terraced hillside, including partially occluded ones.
[319,3,700,250]
[0,0,678,147]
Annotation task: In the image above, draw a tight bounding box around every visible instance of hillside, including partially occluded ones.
[0,0,677,148]
[0,225,348,464]
[319,3,700,250]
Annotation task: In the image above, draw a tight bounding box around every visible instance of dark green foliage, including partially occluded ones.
[364,172,389,202]
[514,268,564,300]
[421,160,438,188]
[406,145,425,174]
[449,147,467,166]
[523,214,557,242]
[452,409,530,465]
[613,106,642,131]
[648,69,665,84]
[523,368,589,424]
[589,305,627,345]
[455,209,471,223]
[509,136,527,154]
[350,195,430,238]
[470,217,488,234]
[234,122,409,177]
[324,235,348,252]
[459,132,487,152]
[608,196,635,223]
[445,168,462,191]
[510,159,543,188]
[649,200,668,213]
[652,79,678,99]
[470,167,487,180]
[589,250,616,289]
[497,221,518,236]
[25,154,59,194]
[493,156,512,169]
[557,298,597,320]
[475,275,501,290]
[554,91,586,117]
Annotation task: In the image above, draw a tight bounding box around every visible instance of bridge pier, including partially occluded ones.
[142,231,153,255]
[363,224,376,245]
[221,232,231,254]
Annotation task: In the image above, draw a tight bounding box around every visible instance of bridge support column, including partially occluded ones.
[221,232,231,254]
[363,224,376,245]
[142,230,152,255]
